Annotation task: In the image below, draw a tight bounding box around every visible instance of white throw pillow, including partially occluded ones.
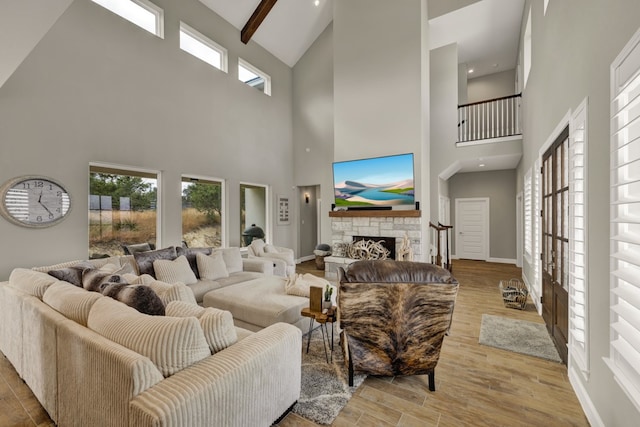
[166,301,238,354]
[251,239,266,255]
[264,244,279,254]
[285,273,333,298]
[153,255,198,285]
[196,252,229,281]
[213,247,243,274]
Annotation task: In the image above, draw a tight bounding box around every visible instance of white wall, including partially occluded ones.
[292,23,334,252]
[333,0,430,256]
[517,0,640,424]
[0,0,294,279]
[467,69,517,103]
[449,169,517,260]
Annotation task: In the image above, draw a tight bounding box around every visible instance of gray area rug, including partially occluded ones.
[293,324,367,425]
[479,314,562,363]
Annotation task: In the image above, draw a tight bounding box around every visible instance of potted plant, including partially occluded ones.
[323,285,334,309]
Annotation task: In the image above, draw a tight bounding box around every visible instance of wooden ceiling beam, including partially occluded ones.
[241,0,278,44]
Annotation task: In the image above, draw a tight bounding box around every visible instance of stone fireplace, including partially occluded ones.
[325,210,423,279]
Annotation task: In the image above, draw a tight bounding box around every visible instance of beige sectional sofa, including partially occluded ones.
[0,253,302,427]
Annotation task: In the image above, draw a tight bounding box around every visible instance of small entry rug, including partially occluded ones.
[293,325,367,425]
[479,314,562,363]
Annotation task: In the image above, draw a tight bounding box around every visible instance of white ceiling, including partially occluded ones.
[199,0,525,76]
[198,0,334,67]
[429,0,525,78]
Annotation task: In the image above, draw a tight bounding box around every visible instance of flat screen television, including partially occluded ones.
[332,153,415,208]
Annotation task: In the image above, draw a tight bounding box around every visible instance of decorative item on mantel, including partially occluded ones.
[397,232,414,261]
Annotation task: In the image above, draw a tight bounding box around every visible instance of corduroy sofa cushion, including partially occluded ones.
[166,301,237,354]
[43,281,103,326]
[9,268,59,299]
[88,297,210,377]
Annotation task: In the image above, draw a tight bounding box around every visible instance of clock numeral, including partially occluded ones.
[57,191,62,197]
[36,215,43,222]
[56,207,61,213]
[35,181,44,188]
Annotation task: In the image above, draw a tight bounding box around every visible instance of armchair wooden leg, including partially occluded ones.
[348,345,354,387]
[428,370,435,391]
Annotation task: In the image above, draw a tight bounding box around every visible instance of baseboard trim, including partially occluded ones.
[487,257,517,264]
[568,367,605,427]
[296,255,315,263]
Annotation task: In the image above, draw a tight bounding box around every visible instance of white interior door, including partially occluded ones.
[455,198,489,260]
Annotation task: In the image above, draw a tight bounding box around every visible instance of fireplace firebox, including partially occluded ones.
[352,236,396,260]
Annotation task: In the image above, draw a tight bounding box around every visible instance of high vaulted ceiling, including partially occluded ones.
[199,0,334,67]
[199,0,525,76]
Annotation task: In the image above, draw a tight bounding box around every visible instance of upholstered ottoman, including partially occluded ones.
[202,276,309,333]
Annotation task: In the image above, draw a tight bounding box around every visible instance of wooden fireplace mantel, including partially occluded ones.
[329,210,421,218]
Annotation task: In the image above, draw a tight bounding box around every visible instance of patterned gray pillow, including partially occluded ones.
[48,261,95,287]
[133,246,177,277]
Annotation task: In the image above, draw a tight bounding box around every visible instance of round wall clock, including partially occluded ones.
[0,175,72,228]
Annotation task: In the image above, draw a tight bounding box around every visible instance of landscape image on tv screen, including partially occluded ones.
[333,153,415,207]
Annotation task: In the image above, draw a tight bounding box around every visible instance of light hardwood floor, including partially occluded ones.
[0,260,589,426]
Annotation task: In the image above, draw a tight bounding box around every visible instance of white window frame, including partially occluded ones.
[607,27,640,412]
[524,169,533,262]
[544,0,550,16]
[533,158,541,306]
[569,97,589,377]
[181,175,227,248]
[239,182,270,246]
[89,162,162,252]
[179,22,228,72]
[91,0,164,38]
[238,58,272,96]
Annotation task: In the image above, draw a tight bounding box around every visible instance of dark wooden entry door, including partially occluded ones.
[541,126,569,364]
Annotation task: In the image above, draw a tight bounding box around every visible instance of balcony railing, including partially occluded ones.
[457,93,522,143]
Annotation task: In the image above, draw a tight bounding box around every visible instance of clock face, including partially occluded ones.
[1,176,71,228]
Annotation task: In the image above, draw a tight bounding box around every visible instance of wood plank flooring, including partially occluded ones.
[0,259,589,426]
[279,259,589,427]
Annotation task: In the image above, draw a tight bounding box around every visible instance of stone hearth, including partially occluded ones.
[326,210,422,279]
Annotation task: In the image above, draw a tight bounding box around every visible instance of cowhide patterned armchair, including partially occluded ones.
[338,260,459,391]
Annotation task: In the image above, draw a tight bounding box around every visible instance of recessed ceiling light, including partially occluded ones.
[492,63,498,68]
[468,69,474,74]
[314,0,319,6]
[479,163,485,167]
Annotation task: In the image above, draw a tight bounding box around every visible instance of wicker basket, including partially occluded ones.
[499,278,528,310]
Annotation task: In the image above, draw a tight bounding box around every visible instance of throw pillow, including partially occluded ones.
[122,242,155,255]
[250,239,266,255]
[176,246,212,278]
[47,261,94,287]
[153,255,198,285]
[133,246,177,277]
[213,247,243,274]
[81,266,126,293]
[264,244,279,254]
[101,282,166,316]
[196,252,229,281]
[284,273,333,297]
[88,297,210,377]
[166,301,238,354]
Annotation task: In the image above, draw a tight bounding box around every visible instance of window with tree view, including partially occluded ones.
[89,166,158,258]
[182,177,223,248]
